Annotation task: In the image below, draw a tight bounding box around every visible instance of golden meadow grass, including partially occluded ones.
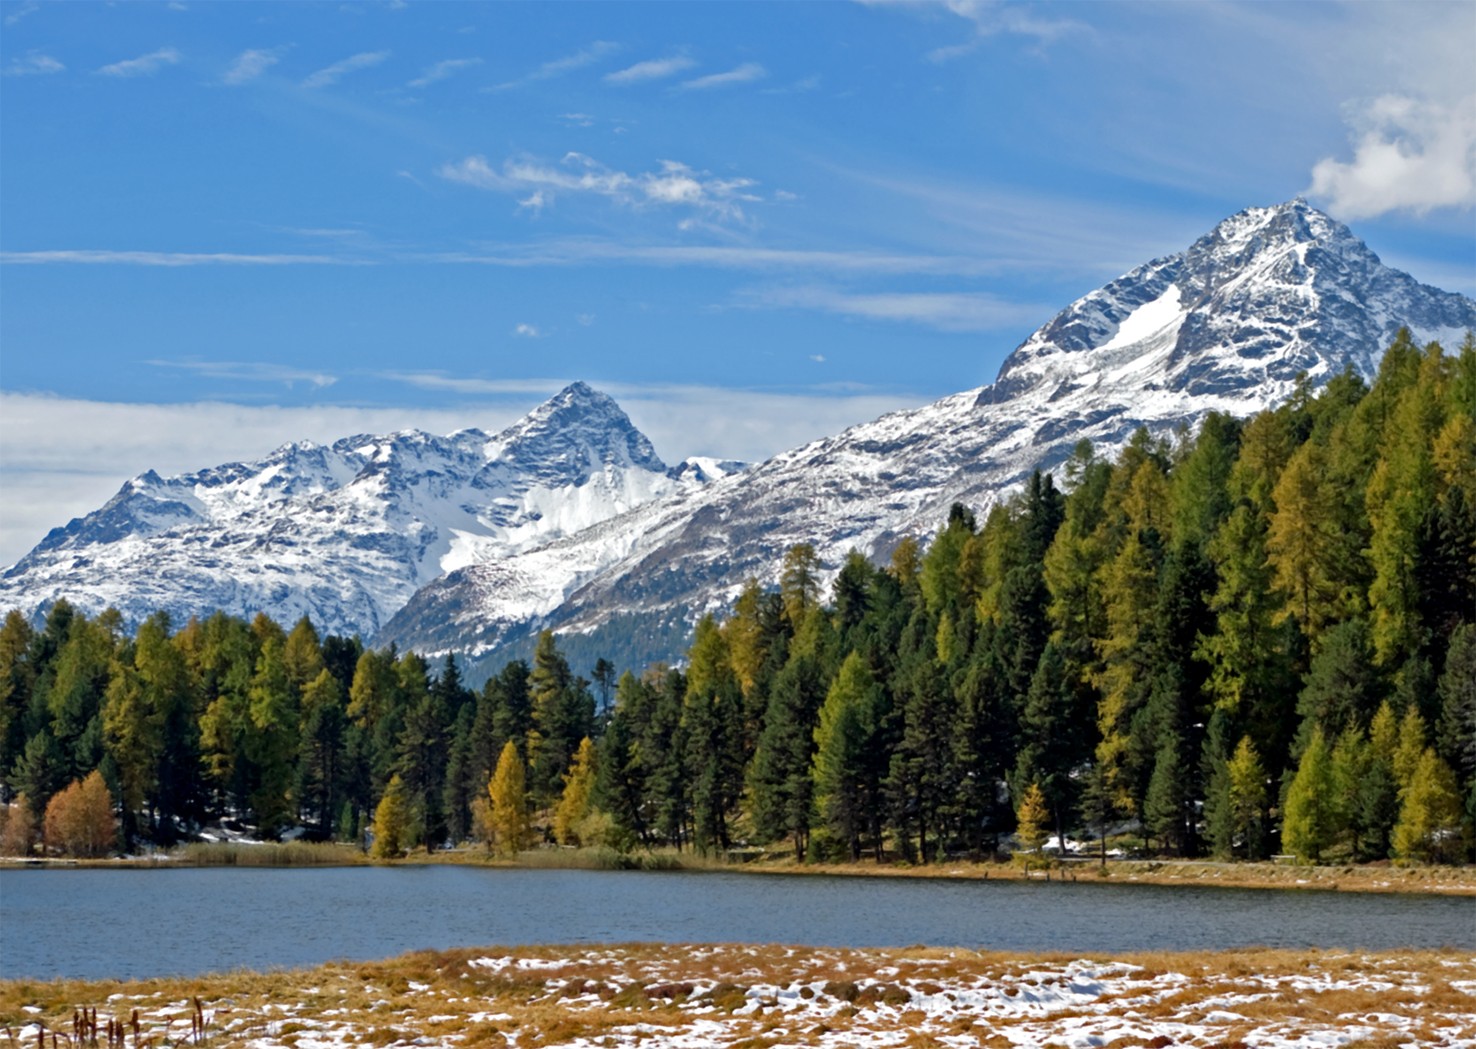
[4,944,1472,1048]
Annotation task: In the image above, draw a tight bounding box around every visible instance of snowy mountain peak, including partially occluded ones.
[0,384,717,638]
[486,382,666,477]
[991,199,1474,410]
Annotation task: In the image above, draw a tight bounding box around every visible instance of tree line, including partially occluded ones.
[2,331,1472,864]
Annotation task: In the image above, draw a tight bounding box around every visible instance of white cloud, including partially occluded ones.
[144,359,337,388]
[0,250,357,266]
[302,50,389,88]
[407,57,480,89]
[681,63,767,91]
[494,41,620,90]
[604,55,695,85]
[4,2,39,27]
[421,239,1001,276]
[4,52,64,77]
[1308,94,1476,220]
[513,323,542,338]
[810,354,827,363]
[439,153,761,224]
[743,285,1050,332]
[223,47,284,85]
[98,47,182,78]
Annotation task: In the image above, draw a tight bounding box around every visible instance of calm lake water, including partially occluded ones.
[1,866,1471,981]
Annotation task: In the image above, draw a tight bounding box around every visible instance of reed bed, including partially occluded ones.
[166,841,368,867]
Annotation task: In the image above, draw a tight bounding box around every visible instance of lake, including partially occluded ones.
[1,866,1471,981]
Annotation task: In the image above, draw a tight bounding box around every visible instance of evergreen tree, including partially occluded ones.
[748,652,825,859]
[812,652,880,861]
[396,657,448,852]
[683,617,744,852]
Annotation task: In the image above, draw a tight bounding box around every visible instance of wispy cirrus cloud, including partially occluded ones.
[223,47,286,85]
[1308,94,1476,220]
[0,249,358,266]
[302,50,390,88]
[862,0,1087,61]
[681,63,767,91]
[144,359,338,388]
[493,40,620,91]
[98,48,182,78]
[4,52,64,77]
[407,57,481,90]
[4,2,39,27]
[439,153,761,224]
[425,239,1000,277]
[604,55,695,85]
[740,285,1049,332]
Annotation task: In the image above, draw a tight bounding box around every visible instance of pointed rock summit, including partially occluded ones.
[0,384,723,637]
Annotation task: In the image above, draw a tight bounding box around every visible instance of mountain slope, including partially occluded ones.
[1,383,739,636]
[376,200,1476,670]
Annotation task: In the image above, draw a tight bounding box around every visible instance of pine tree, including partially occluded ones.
[553,737,596,846]
[489,741,530,856]
[812,652,879,861]
[683,617,744,852]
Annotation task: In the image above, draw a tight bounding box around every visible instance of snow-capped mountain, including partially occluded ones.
[374,200,1476,670]
[1,383,741,637]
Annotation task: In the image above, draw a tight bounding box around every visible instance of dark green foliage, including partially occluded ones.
[3,330,1470,866]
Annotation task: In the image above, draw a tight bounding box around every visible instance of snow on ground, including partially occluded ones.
[8,944,1473,1049]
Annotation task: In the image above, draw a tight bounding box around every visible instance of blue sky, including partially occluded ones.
[1,0,1473,566]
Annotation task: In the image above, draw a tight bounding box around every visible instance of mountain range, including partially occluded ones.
[4,199,1473,677]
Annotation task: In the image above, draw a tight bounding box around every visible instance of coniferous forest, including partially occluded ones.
[2,332,1473,865]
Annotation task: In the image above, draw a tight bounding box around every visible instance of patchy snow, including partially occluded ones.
[23,946,1473,1049]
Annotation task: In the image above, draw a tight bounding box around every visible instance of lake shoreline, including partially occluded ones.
[6,846,1474,896]
[4,942,1471,1049]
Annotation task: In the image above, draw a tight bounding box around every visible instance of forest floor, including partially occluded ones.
[4,942,1473,1048]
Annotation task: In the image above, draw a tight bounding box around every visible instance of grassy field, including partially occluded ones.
[3,942,1472,1048]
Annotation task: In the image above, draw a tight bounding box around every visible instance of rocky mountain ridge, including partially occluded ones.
[374,200,1476,673]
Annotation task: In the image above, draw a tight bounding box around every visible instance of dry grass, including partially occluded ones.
[3,943,1471,1048]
